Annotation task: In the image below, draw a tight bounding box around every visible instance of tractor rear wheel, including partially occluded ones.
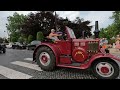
[36,46,56,71]
[92,59,119,79]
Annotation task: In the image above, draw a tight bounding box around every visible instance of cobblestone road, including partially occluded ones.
[0,48,120,79]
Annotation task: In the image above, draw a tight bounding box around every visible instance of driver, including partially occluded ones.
[48,29,62,41]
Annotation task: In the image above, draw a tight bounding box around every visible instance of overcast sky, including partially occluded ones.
[0,11,114,38]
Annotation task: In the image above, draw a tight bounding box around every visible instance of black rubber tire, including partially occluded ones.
[3,48,6,53]
[36,46,56,71]
[92,59,119,79]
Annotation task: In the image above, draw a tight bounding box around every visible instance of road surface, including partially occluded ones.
[0,48,119,79]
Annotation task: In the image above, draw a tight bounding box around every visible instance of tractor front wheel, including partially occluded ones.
[92,60,119,79]
[36,46,56,71]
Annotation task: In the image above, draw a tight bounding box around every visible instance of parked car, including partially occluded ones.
[27,40,41,50]
[12,42,26,49]
[0,43,6,53]
[6,42,13,49]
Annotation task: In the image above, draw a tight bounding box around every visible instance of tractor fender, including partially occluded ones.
[33,43,61,64]
[80,53,120,69]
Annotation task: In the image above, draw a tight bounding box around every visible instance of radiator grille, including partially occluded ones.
[88,41,99,53]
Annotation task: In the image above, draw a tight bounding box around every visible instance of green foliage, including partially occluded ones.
[108,39,115,44]
[6,11,92,42]
[18,37,24,44]
[99,24,116,40]
[28,35,33,43]
[36,31,44,41]
[20,11,92,39]
[6,12,27,42]
[11,37,17,42]
[99,11,120,40]
[0,37,4,43]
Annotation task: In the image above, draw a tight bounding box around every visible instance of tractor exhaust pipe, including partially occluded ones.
[95,21,98,30]
[94,21,100,39]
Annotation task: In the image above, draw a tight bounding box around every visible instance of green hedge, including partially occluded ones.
[108,39,115,44]
[28,35,33,43]
[36,31,44,41]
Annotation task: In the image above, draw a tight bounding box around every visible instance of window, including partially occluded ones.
[66,27,76,39]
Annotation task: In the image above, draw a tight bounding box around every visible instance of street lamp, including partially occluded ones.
[94,21,100,39]
[3,31,6,43]
[4,30,6,38]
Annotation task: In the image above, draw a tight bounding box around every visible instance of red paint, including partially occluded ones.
[79,53,120,69]
[42,43,61,65]
[41,55,48,63]
[79,53,106,69]
[72,47,88,62]
[33,43,61,64]
[33,26,120,72]
[101,67,109,74]
[60,57,71,64]
[54,40,71,55]
[57,64,81,69]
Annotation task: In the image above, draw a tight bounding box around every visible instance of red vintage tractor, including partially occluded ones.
[33,24,120,79]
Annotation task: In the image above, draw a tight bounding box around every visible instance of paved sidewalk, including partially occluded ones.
[109,48,120,55]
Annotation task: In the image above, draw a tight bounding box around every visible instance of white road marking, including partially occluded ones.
[24,58,33,61]
[11,61,42,71]
[0,65,32,79]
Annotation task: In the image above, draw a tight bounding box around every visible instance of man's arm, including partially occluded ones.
[50,33,61,37]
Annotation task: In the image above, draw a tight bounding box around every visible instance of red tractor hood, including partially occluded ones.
[73,39,100,42]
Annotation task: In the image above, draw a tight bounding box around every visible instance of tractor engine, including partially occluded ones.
[72,39,100,63]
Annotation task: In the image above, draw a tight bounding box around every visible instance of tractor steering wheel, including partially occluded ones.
[58,33,67,40]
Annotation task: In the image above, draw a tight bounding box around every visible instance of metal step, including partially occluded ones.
[65,62,81,67]
[60,55,89,64]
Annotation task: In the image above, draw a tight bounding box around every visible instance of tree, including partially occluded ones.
[18,37,24,44]
[6,12,27,42]
[0,37,4,43]
[100,11,120,40]
[110,11,120,35]
[36,31,44,41]
[111,11,120,24]
[61,18,92,38]
[11,37,17,42]
[20,11,92,39]
[9,31,20,42]
[21,11,56,39]
[28,35,33,43]
[4,38,9,43]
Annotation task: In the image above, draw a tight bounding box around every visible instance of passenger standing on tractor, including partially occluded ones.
[48,29,62,41]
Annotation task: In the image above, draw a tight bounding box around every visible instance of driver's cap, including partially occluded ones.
[51,29,55,32]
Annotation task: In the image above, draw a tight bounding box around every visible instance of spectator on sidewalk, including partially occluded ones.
[100,38,103,47]
[113,43,115,48]
[101,38,108,49]
[115,38,120,51]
